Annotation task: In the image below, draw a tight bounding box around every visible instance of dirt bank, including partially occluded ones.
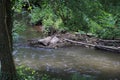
[27,32,120,53]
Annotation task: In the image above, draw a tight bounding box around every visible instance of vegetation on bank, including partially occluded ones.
[13,0,120,40]
[16,65,95,80]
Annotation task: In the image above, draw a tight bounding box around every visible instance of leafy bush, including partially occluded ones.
[98,27,120,39]
[16,65,62,80]
[12,0,120,39]
[12,20,27,42]
[30,6,62,30]
[16,65,95,80]
[71,73,94,80]
[17,65,36,80]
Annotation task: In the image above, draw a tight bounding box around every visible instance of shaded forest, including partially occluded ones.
[13,0,120,39]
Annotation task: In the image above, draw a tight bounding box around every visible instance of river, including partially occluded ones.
[13,27,120,80]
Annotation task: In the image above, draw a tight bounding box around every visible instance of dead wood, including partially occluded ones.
[98,40,120,42]
[64,38,120,53]
[95,45,120,53]
[64,38,95,47]
[27,33,120,53]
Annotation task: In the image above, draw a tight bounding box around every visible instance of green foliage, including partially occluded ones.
[12,0,23,12]
[88,12,118,39]
[13,20,26,33]
[93,10,115,28]
[97,27,120,39]
[12,20,27,41]
[41,74,50,80]
[12,0,32,12]
[17,65,36,80]
[12,0,120,39]
[30,5,62,29]
[71,73,94,80]
[16,65,62,80]
[16,65,95,80]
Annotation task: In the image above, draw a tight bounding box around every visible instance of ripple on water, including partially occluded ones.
[14,47,120,79]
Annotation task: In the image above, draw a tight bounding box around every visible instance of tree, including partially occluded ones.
[13,0,120,39]
[0,0,16,80]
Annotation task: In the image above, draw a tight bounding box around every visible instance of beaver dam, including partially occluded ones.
[13,27,120,80]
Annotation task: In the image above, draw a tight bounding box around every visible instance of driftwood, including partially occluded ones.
[95,45,120,53]
[64,38,95,47]
[64,38,120,53]
[27,34,120,53]
[98,39,120,42]
[97,39,120,47]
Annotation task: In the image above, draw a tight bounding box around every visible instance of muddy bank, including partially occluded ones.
[27,32,120,53]
[27,33,95,47]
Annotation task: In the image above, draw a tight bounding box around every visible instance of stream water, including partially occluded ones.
[13,27,120,80]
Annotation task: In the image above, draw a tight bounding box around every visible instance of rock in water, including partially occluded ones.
[38,36,52,46]
[50,36,60,44]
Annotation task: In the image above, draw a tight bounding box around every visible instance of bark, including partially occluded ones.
[0,0,17,80]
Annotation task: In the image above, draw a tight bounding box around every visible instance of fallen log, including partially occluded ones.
[95,45,120,53]
[64,38,95,47]
[64,38,120,53]
[98,39,120,42]
[28,36,120,53]
[97,39,120,47]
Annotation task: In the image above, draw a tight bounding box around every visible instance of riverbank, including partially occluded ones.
[27,32,120,53]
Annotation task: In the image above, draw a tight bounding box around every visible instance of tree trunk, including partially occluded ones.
[0,0,16,80]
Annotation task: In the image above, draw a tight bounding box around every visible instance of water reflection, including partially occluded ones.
[13,46,120,79]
